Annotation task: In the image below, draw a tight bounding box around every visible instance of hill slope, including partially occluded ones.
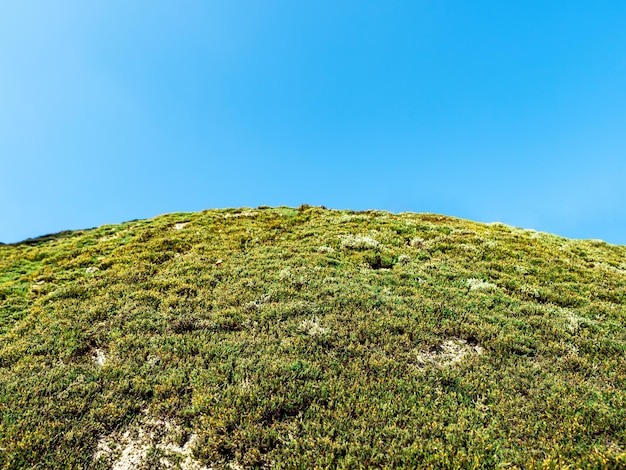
[1,206,625,469]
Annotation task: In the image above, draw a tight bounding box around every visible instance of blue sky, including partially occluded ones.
[1,1,625,244]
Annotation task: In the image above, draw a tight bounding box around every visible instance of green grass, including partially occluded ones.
[0,206,625,469]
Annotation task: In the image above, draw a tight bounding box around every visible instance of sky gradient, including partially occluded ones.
[2,1,625,244]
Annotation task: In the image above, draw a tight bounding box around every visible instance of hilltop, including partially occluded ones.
[0,206,625,469]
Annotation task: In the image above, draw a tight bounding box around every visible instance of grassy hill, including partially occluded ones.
[1,206,625,469]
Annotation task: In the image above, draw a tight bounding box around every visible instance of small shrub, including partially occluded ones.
[170,316,199,334]
[365,253,395,270]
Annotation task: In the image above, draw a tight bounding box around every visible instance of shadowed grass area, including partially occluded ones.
[0,206,625,468]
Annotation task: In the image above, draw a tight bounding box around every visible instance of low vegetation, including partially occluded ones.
[0,206,625,469]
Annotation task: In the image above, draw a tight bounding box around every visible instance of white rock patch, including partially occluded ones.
[594,262,626,275]
[173,222,189,230]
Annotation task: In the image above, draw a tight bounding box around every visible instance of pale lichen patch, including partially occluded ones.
[563,309,595,334]
[397,254,411,264]
[594,262,626,275]
[299,317,329,336]
[515,265,529,275]
[458,243,479,252]
[94,413,210,470]
[93,348,107,367]
[409,237,426,249]
[339,234,380,250]
[519,285,540,299]
[415,338,484,368]
[482,240,498,249]
[223,211,255,219]
[466,278,498,291]
[31,280,46,291]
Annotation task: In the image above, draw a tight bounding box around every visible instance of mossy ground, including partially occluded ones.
[0,206,625,469]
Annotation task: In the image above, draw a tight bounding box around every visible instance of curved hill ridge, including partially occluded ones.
[0,206,625,468]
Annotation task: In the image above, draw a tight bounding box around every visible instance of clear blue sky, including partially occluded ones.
[1,1,625,244]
